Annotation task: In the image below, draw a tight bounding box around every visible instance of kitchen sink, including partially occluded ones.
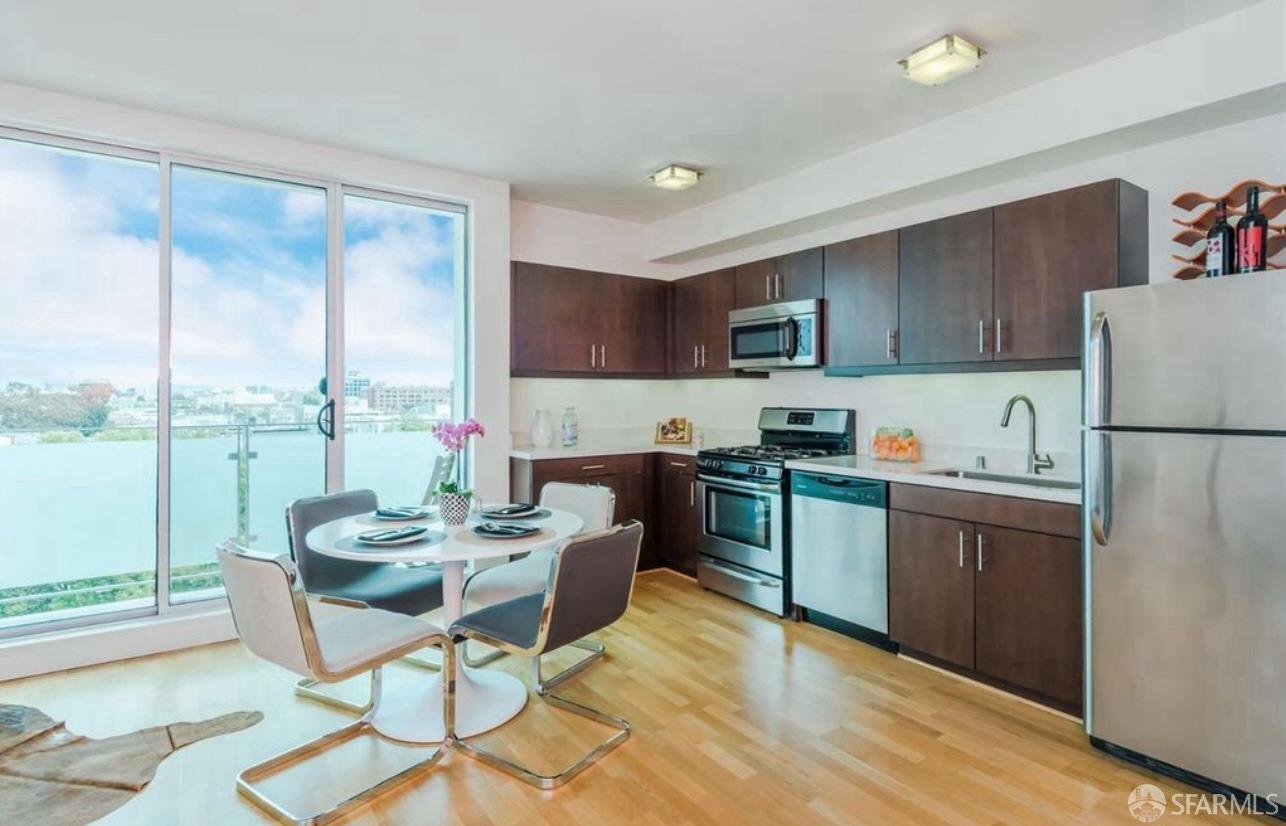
[927,469,1081,491]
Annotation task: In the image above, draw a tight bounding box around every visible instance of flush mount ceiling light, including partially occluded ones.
[651,164,701,191]
[899,34,984,86]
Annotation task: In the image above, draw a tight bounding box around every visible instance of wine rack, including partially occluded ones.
[1170,179,1285,279]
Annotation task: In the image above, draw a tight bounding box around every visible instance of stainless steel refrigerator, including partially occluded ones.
[1084,273,1286,803]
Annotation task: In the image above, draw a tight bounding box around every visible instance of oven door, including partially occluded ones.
[696,475,784,577]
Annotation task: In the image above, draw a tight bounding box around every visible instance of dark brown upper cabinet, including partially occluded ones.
[670,268,735,375]
[993,179,1148,361]
[733,248,823,308]
[823,231,899,368]
[898,208,995,365]
[511,261,667,377]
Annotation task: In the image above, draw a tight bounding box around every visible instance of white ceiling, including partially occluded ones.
[0,0,1259,221]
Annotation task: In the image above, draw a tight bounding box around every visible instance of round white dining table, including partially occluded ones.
[306,505,583,743]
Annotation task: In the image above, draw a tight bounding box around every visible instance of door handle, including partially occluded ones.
[315,399,336,441]
[958,530,965,568]
[1090,431,1114,546]
[976,533,984,572]
[1088,311,1112,427]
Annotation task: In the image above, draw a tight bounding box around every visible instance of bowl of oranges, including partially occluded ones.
[871,427,921,462]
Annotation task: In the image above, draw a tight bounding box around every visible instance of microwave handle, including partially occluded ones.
[784,318,800,360]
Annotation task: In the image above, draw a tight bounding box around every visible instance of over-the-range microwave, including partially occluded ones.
[728,298,822,370]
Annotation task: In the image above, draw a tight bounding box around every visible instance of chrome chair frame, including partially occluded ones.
[218,541,457,825]
[461,482,616,682]
[450,522,640,790]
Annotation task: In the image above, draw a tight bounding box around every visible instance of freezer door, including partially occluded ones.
[1086,429,1286,798]
[1084,273,1286,430]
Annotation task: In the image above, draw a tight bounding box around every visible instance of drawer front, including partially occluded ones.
[889,483,1080,539]
[532,453,646,480]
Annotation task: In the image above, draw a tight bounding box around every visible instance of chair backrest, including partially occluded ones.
[216,540,319,679]
[539,482,616,533]
[285,490,378,591]
[537,520,643,654]
[421,453,457,506]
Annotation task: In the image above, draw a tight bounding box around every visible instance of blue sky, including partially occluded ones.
[0,136,462,392]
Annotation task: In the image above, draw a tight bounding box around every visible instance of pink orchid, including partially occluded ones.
[432,417,486,453]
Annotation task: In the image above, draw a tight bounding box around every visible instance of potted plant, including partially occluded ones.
[431,417,485,526]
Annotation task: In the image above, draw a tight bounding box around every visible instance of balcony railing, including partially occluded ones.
[0,415,443,631]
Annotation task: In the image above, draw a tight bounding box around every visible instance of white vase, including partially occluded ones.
[439,492,472,526]
[530,408,553,447]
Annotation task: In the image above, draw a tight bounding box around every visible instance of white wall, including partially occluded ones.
[0,79,515,499]
[510,199,672,278]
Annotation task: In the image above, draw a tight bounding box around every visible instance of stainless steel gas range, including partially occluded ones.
[695,408,855,616]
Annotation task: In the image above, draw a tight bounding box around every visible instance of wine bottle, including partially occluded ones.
[1237,185,1269,274]
[1205,200,1236,277]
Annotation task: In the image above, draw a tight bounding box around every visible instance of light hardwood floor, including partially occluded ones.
[0,571,1265,825]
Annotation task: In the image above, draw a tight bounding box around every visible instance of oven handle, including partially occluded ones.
[696,474,781,494]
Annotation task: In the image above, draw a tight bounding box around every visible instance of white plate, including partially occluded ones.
[356,528,430,546]
[373,507,434,521]
[479,505,539,520]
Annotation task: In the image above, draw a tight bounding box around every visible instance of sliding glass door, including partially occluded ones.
[0,135,160,631]
[168,165,330,602]
[340,190,467,505]
[0,127,469,638]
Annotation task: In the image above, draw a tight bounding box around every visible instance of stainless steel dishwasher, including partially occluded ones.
[790,472,889,638]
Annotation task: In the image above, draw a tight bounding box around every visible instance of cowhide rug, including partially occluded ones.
[0,703,261,826]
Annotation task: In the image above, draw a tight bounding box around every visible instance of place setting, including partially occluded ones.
[337,523,447,553]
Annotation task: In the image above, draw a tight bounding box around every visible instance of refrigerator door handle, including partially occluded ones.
[1087,311,1113,427]
[1090,431,1114,546]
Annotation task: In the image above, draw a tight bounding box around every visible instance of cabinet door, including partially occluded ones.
[600,275,668,375]
[898,209,994,364]
[994,180,1120,361]
[669,275,704,375]
[888,510,976,668]
[658,458,699,575]
[777,247,824,302]
[824,231,899,367]
[734,258,776,308]
[511,262,601,374]
[975,525,1083,708]
[698,268,735,372]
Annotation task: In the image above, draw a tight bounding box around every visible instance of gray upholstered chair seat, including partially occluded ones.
[463,551,551,612]
[451,592,544,651]
[313,609,443,679]
[320,564,445,617]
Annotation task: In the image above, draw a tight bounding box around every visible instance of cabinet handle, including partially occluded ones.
[994,318,1002,354]
[765,274,771,301]
[581,464,606,471]
[978,319,985,354]
[886,328,897,360]
[701,344,707,367]
[976,533,984,572]
[693,344,699,368]
[589,344,596,368]
[690,480,695,507]
[958,530,965,568]
[774,272,782,299]
[599,344,606,368]
[670,460,688,468]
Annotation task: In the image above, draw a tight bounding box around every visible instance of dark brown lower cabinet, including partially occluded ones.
[656,455,698,575]
[888,490,1083,712]
[888,510,976,669]
[975,526,1083,708]
[510,454,657,569]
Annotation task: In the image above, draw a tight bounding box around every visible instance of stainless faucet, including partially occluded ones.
[1001,394,1055,475]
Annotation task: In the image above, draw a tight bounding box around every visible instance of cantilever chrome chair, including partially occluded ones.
[286,490,445,713]
[461,481,616,685]
[450,520,643,789]
[216,541,456,826]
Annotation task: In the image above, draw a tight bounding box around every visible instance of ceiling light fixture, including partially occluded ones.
[899,34,984,86]
[651,164,701,191]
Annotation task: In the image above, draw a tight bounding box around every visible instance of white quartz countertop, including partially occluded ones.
[510,441,699,461]
[784,455,1082,505]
